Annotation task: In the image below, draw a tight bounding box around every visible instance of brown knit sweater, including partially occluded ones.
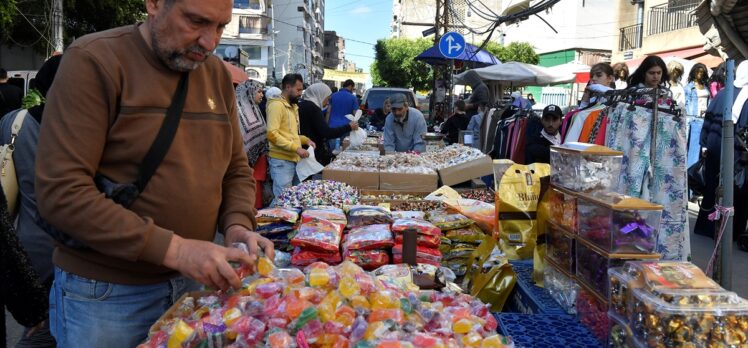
[35,24,256,284]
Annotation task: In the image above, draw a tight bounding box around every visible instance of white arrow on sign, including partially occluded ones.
[445,34,462,55]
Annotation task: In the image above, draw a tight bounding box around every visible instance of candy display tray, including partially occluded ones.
[504,260,567,315]
[495,313,602,348]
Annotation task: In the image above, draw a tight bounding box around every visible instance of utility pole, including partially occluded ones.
[51,0,64,53]
[433,0,452,116]
[287,41,292,74]
[271,4,277,81]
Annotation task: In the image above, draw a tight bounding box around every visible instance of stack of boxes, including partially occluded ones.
[545,143,663,343]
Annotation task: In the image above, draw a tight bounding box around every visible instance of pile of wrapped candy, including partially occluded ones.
[139,260,514,348]
[549,143,622,194]
[607,261,748,348]
[274,180,360,208]
[423,144,486,170]
[342,206,395,270]
[428,209,483,277]
[457,189,495,204]
[378,153,436,174]
[326,152,379,172]
[256,208,300,252]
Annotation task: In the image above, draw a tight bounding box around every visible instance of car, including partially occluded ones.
[360,87,418,117]
[7,70,37,95]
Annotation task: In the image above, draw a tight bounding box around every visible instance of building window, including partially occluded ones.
[619,23,643,51]
[239,16,268,34]
[246,46,262,60]
[247,69,260,79]
[234,0,261,10]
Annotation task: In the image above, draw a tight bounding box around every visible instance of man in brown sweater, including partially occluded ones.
[35,0,272,346]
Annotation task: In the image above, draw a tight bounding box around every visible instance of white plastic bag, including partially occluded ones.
[296,148,324,181]
[345,110,367,148]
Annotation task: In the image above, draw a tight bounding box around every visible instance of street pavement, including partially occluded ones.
[5,204,748,346]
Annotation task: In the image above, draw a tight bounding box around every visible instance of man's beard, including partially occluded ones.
[151,25,210,72]
[289,95,300,104]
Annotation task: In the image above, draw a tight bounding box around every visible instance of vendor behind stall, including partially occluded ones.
[383,93,427,153]
[525,104,563,164]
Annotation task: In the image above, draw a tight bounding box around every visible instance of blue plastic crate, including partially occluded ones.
[504,260,566,315]
[495,313,603,348]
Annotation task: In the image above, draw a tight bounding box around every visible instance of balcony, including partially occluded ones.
[647,0,698,36]
[238,16,268,35]
[619,23,643,51]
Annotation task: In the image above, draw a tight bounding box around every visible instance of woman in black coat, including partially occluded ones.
[299,83,359,166]
[1,187,48,346]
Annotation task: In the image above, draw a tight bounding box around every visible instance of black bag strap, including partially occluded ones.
[134,72,189,192]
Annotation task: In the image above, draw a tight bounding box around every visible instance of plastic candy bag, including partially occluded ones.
[301,206,347,226]
[427,210,473,231]
[343,249,390,270]
[445,199,495,234]
[257,222,295,237]
[342,224,394,252]
[445,225,485,244]
[392,254,441,267]
[291,247,342,266]
[391,218,441,237]
[394,233,441,249]
[257,207,299,224]
[291,219,344,253]
[391,211,426,220]
[346,205,393,228]
[392,244,442,263]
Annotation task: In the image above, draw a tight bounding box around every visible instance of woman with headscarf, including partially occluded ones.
[299,82,358,166]
[236,80,269,208]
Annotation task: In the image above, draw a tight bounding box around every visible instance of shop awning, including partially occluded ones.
[623,46,723,69]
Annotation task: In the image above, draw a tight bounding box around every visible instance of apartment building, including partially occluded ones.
[273,0,325,83]
[218,0,273,82]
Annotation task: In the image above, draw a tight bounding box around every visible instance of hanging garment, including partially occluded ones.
[593,115,608,146]
[564,105,604,144]
[560,110,577,142]
[606,103,690,261]
[511,118,528,164]
[686,117,704,168]
[578,109,603,143]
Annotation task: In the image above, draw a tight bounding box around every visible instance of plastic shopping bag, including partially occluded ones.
[346,110,368,148]
[296,148,324,182]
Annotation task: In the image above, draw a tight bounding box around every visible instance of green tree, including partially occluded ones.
[371,38,434,91]
[1,0,145,54]
[474,41,539,65]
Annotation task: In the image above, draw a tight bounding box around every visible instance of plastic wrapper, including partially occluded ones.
[291,247,342,266]
[257,222,295,237]
[550,143,622,194]
[394,233,441,249]
[343,249,390,270]
[438,237,452,254]
[608,312,633,348]
[467,259,517,312]
[257,207,300,224]
[141,260,512,348]
[444,244,476,261]
[391,211,426,220]
[547,223,575,275]
[290,219,344,253]
[274,180,360,208]
[493,161,550,260]
[301,206,347,226]
[543,262,579,314]
[427,210,473,231]
[341,224,394,252]
[577,192,662,254]
[346,205,393,228]
[445,224,485,244]
[576,286,609,342]
[445,198,495,234]
[549,188,577,233]
[630,288,748,348]
[391,254,441,267]
[391,218,441,236]
[421,144,486,169]
[391,244,442,263]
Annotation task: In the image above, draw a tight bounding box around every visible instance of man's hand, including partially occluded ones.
[350,121,360,131]
[163,235,252,291]
[296,147,310,158]
[225,225,275,265]
[308,140,316,149]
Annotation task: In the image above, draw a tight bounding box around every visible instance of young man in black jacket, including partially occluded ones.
[440,100,470,144]
[525,104,563,164]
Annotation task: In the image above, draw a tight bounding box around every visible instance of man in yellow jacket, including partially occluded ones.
[267,73,315,198]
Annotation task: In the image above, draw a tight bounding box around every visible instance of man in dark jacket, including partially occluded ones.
[440,100,470,144]
[462,70,489,118]
[525,104,562,164]
[0,68,23,117]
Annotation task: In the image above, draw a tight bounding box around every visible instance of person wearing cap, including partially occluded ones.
[383,93,427,153]
[525,104,563,164]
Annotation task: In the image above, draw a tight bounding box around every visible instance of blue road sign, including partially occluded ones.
[438,32,465,59]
